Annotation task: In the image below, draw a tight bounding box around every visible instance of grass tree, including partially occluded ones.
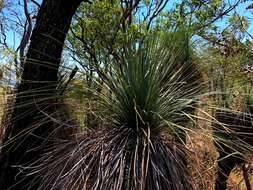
[30,30,203,190]
[213,94,253,190]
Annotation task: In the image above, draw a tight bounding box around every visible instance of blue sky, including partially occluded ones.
[2,0,253,52]
[220,0,253,33]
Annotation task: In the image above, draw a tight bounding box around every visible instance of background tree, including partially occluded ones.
[0,0,40,81]
[199,13,253,108]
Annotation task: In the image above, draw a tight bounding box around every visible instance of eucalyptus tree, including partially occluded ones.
[0,0,89,189]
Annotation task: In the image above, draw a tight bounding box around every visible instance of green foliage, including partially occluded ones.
[35,30,201,190]
[66,0,173,128]
[60,2,253,188]
[0,0,4,11]
[197,10,253,108]
[1,0,253,188]
[246,94,253,112]
[200,45,248,107]
[68,0,143,64]
[163,0,240,34]
[229,14,249,33]
[98,30,202,134]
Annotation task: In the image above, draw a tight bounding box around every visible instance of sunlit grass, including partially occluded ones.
[0,86,7,124]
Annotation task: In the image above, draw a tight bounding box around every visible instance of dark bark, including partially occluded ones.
[0,0,85,189]
[242,164,252,190]
[213,110,253,190]
[215,153,243,190]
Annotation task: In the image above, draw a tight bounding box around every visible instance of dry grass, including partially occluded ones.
[0,86,6,139]
[0,86,4,121]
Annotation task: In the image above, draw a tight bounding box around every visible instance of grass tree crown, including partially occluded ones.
[99,30,203,135]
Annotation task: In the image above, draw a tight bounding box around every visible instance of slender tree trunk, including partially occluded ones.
[0,0,84,189]
[242,164,252,190]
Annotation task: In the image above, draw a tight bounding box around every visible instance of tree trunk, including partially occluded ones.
[242,164,252,190]
[0,0,84,189]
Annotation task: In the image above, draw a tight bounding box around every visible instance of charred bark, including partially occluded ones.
[0,0,85,189]
[213,110,253,190]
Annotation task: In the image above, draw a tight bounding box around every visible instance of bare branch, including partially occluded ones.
[17,0,33,77]
[30,0,40,8]
[147,0,169,30]
[194,0,242,31]
[234,11,253,41]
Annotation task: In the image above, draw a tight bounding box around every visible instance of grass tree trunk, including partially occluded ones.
[0,0,84,189]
